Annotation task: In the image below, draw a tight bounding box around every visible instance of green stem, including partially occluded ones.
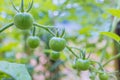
[32,26,36,36]
[20,0,24,12]
[56,29,59,37]
[103,53,120,67]
[66,45,79,58]
[26,0,33,12]
[10,0,19,12]
[91,60,104,71]
[100,38,109,62]
[60,28,65,38]
[33,22,55,36]
[89,65,102,73]
[0,22,14,33]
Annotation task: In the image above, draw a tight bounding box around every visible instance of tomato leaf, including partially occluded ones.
[0,61,32,80]
[108,9,120,18]
[100,32,120,42]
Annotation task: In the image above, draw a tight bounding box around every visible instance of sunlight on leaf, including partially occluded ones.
[108,9,120,18]
[100,32,120,42]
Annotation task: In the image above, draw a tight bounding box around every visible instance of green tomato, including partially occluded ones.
[27,36,40,48]
[14,12,33,30]
[99,73,109,80]
[49,37,66,51]
[75,59,91,71]
[50,51,60,60]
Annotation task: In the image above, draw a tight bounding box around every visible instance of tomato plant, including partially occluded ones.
[0,0,120,80]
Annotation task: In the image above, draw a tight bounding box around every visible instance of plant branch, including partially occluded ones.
[66,45,79,58]
[10,0,19,12]
[32,26,36,36]
[26,0,33,12]
[20,0,24,12]
[103,53,120,67]
[91,60,104,71]
[33,22,55,36]
[0,22,14,33]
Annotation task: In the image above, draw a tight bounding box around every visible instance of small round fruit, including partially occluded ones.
[49,37,66,51]
[14,12,33,30]
[50,51,60,60]
[75,59,90,71]
[99,73,109,80]
[27,36,40,48]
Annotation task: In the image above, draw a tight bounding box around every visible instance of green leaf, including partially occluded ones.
[108,9,120,18]
[0,61,32,80]
[79,26,92,34]
[100,32,120,42]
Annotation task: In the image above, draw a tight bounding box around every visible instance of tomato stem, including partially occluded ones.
[103,53,120,67]
[20,0,24,12]
[99,38,109,63]
[91,61,104,71]
[32,26,36,36]
[0,22,14,33]
[26,0,33,12]
[56,29,60,37]
[10,0,19,12]
[60,28,65,38]
[33,22,56,36]
[66,45,79,58]
[68,47,87,59]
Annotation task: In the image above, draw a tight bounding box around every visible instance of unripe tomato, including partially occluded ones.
[75,59,90,71]
[49,37,66,51]
[14,12,33,30]
[99,73,109,80]
[50,51,60,60]
[27,36,40,48]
